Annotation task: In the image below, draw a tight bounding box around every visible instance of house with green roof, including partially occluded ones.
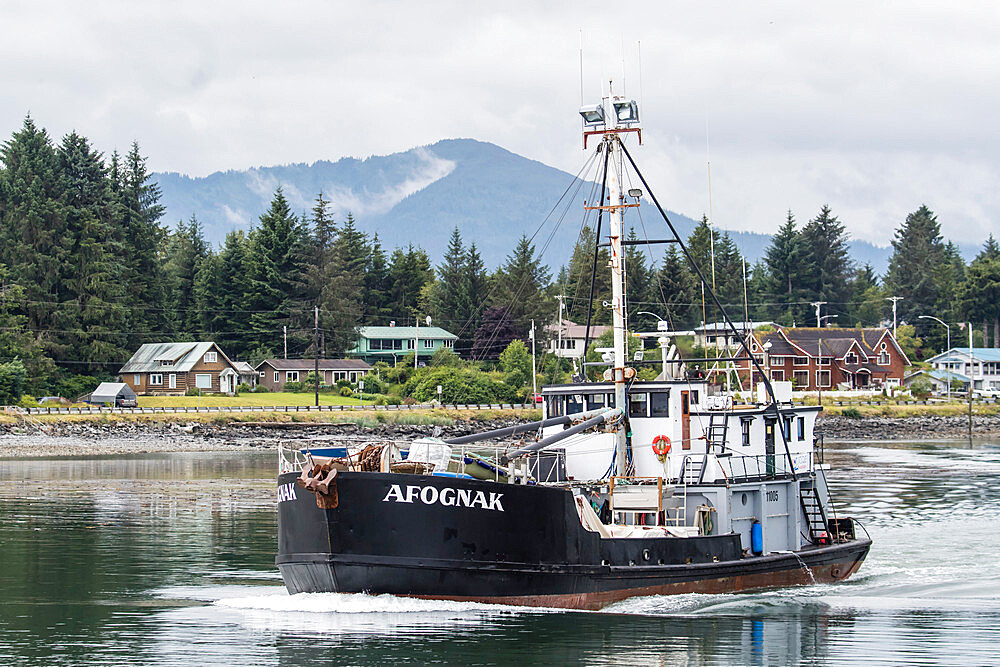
[350,325,458,364]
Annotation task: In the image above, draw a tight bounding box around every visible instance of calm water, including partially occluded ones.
[2,441,1000,666]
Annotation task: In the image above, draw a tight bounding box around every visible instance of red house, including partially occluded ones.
[739,327,909,390]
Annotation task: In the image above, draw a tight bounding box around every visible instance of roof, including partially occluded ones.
[90,382,137,402]
[232,361,255,374]
[357,326,457,340]
[544,319,611,340]
[905,369,971,383]
[927,347,1000,364]
[757,327,909,365]
[256,358,373,372]
[119,342,234,373]
[695,321,775,333]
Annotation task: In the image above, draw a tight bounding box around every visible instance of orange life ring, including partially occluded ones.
[651,435,671,457]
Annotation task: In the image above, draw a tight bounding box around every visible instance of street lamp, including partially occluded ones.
[918,315,951,402]
[819,315,839,327]
[637,311,670,332]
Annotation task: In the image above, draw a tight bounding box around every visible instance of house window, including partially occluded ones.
[770,356,785,365]
[817,370,831,387]
[334,371,347,381]
[424,339,434,348]
[274,372,280,382]
[846,353,858,364]
[149,374,163,385]
[771,369,785,381]
[649,391,670,417]
[820,356,832,366]
[628,392,648,418]
[259,371,265,377]
[793,370,809,387]
[797,417,805,440]
[286,371,299,382]
[794,357,809,366]
[741,418,752,446]
[134,374,141,385]
[204,351,217,363]
[195,374,212,389]
[878,351,890,365]
[168,374,176,390]
[160,360,171,367]
[445,340,454,348]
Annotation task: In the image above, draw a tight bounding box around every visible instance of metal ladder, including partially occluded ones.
[705,411,729,454]
[800,479,830,543]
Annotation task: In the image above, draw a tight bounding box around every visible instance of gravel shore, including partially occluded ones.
[3,413,999,458]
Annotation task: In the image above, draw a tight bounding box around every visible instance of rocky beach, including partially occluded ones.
[2,413,999,458]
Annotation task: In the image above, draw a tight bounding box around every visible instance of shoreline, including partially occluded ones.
[1,413,999,458]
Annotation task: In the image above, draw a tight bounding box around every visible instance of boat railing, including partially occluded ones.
[717,452,812,484]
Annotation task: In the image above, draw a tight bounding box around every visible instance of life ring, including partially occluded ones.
[651,435,672,458]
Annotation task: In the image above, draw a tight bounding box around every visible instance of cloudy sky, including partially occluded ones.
[2,1,998,247]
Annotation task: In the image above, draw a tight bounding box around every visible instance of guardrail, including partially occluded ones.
[18,403,535,416]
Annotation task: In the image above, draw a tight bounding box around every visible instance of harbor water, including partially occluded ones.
[1,440,999,666]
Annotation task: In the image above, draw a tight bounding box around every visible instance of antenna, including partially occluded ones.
[579,29,585,105]
[637,41,644,121]
[620,33,626,95]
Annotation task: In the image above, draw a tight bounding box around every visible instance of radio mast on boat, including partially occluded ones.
[579,81,642,475]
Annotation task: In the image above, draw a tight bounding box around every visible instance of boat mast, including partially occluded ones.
[581,82,641,476]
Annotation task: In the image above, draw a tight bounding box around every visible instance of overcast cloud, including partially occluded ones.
[2,1,998,247]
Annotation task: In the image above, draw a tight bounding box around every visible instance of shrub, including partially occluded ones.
[909,377,933,400]
[18,394,39,409]
[375,396,388,406]
[236,383,252,394]
[252,385,270,393]
[360,375,386,394]
[339,387,353,397]
[336,379,352,389]
[284,381,304,393]
[841,407,863,419]
[52,374,101,402]
[185,387,202,396]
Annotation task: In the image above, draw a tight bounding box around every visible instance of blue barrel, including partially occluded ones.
[751,521,763,555]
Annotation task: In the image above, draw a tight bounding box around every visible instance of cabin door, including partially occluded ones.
[680,391,691,450]
[764,418,776,475]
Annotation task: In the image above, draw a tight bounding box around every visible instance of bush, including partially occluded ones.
[335,379,352,389]
[185,387,202,396]
[252,385,270,393]
[339,387,353,397]
[909,377,933,400]
[236,383,252,394]
[402,366,517,404]
[52,374,101,402]
[360,375,386,394]
[841,407,863,419]
[18,394,39,409]
[283,381,304,393]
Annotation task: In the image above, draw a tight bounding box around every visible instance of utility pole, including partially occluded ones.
[283,325,288,359]
[414,315,419,370]
[555,295,566,355]
[530,320,537,401]
[886,296,903,337]
[810,302,826,329]
[314,306,320,407]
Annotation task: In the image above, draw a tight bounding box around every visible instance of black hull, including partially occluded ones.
[276,470,870,610]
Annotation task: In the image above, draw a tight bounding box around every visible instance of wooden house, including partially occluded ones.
[739,327,909,391]
[255,358,373,392]
[119,342,240,396]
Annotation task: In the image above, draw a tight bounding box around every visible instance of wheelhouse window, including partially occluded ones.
[797,416,806,440]
[586,393,607,410]
[649,391,670,417]
[566,395,584,415]
[628,392,648,418]
[741,418,752,446]
[782,416,793,440]
[546,395,565,417]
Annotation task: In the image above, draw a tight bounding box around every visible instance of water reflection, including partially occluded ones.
[2,441,1000,665]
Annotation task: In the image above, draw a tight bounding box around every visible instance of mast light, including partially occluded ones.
[613,99,639,125]
[579,104,605,126]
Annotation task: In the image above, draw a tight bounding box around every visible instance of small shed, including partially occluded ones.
[90,382,138,407]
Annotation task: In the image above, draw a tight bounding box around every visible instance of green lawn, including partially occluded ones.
[138,392,363,408]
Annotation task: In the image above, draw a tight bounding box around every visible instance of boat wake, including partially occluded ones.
[216,591,544,615]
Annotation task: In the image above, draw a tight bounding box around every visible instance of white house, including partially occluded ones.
[545,319,611,359]
[693,321,775,350]
[926,348,1000,391]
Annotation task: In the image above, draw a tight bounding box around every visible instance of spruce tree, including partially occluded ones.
[656,245,697,329]
[799,205,853,320]
[561,224,610,325]
[163,216,209,337]
[363,232,391,322]
[490,234,552,339]
[761,211,805,324]
[322,212,367,355]
[624,227,655,330]
[885,205,950,324]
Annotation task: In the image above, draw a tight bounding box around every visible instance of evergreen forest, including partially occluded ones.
[2,117,999,400]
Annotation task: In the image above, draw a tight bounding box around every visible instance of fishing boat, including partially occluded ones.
[275,87,871,610]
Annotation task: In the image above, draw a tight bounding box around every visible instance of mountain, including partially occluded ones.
[154,138,896,272]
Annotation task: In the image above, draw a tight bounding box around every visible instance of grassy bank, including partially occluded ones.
[820,402,1000,418]
[136,392,362,407]
[3,408,542,428]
